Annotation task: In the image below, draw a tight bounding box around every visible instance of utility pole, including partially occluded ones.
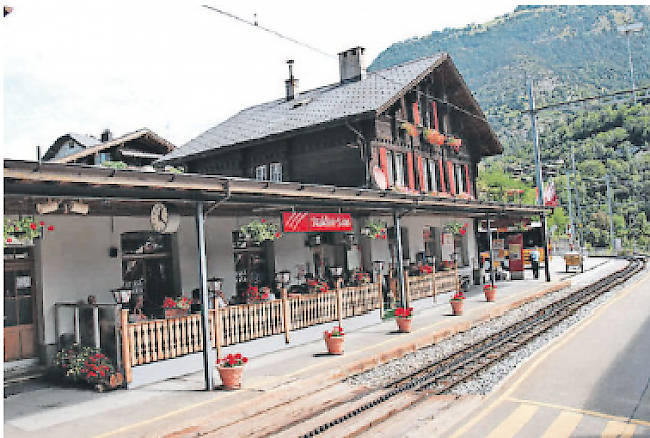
[528,81,551,282]
[570,143,583,248]
[606,174,615,251]
[618,22,644,105]
[565,172,575,244]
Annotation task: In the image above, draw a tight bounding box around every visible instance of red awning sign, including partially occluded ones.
[282,212,353,232]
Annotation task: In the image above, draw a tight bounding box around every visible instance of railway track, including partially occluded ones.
[181,257,645,438]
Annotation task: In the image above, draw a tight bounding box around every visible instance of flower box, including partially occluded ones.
[164,308,189,319]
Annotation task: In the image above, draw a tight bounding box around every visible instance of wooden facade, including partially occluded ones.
[177,56,489,200]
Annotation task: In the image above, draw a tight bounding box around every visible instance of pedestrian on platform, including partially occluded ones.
[530,248,540,279]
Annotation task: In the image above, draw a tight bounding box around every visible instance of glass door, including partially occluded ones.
[4,247,36,361]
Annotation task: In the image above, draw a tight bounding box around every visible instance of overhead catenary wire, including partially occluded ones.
[201,4,489,124]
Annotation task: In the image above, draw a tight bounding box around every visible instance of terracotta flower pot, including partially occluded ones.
[484,287,496,302]
[325,335,345,355]
[395,317,412,333]
[217,365,244,389]
[450,300,464,316]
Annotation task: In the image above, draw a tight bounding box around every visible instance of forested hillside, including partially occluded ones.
[371,5,650,250]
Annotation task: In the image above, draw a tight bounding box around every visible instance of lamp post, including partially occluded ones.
[617,22,644,105]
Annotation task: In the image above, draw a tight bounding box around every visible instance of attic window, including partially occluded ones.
[291,97,313,109]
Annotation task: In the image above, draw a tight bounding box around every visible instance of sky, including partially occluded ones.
[2,1,522,161]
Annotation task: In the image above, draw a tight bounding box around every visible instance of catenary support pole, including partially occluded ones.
[529,81,551,282]
[487,217,494,288]
[565,172,575,245]
[196,202,213,391]
[606,174,614,251]
[393,210,406,308]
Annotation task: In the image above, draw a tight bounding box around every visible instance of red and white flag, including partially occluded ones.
[543,181,558,207]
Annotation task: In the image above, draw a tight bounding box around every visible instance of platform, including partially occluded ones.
[3,257,628,438]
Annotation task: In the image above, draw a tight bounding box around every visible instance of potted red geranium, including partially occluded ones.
[216,353,248,389]
[394,307,413,333]
[450,291,466,315]
[484,284,497,302]
[323,326,345,355]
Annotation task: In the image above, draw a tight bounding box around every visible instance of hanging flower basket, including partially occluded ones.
[361,220,387,240]
[444,221,469,235]
[423,128,446,146]
[446,136,462,153]
[400,122,419,138]
[240,218,281,245]
[4,216,55,246]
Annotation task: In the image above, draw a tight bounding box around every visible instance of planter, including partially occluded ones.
[217,365,244,390]
[395,317,412,333]
[484,287,496,302]
[164,308,189,319]
[325,336,345,355]
[450,300,464,316]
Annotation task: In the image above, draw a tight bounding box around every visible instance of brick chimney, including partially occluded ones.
[285,60,298,101]
[338,47,366,83]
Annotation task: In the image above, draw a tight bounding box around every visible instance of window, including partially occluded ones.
[270,162,282,182]
[421,158,430,192]
[255,165,268,181]
[429,159,439,192]
[98,152,111,164]
[394,153,405,187]
[386,151,395,187]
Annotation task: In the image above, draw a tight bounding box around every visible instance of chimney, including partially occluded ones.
[101,129,113,142]
[338,47,366,83]
[285,60,298,101]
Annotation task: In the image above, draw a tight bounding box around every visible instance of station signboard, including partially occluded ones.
[282,212,353,233]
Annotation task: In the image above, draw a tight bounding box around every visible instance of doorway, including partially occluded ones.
[4,246,37,362]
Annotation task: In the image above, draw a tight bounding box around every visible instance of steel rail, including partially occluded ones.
[298,256,645,438]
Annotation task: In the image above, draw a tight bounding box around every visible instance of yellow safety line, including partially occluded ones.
[448,268,650,438]
[485,404,539,438]
[540,411,583,438]
[507,397,650,427]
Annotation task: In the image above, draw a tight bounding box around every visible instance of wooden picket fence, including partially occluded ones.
[406,269,459,303]
[120,282,382,382]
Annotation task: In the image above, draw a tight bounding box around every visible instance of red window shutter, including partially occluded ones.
[432,102,439,131]
[417,155,425,192]
[379,147,389,186]
[412,102,420,126]
[438,157,445,192]
[406,153,415,191]
[464,164,471,195]
[447,161,456,196]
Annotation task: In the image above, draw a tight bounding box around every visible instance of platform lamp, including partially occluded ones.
[111,287,133,307]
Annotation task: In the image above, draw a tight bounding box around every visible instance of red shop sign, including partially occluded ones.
[282,212,353,232]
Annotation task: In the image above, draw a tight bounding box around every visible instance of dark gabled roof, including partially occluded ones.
[48,128,175,164]
[161,55,447,164]
[161,53,501,164]
[42,133,101,161]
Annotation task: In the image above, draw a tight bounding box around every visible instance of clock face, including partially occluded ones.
[151,203,169,232]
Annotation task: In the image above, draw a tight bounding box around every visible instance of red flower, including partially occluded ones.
[234,353,242,359]
[39,221,45,226]
[6,238,12,243]
[30,223,38,230]
[275,233,281,238]
[261,218,266,223]
[382,235,387,240]
[48,225,55,231]
[242,357,248,364]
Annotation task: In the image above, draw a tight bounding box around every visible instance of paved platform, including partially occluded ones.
[3,257,627,438]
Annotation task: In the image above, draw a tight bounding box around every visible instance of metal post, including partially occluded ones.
[393,211,406,308]
[626,32,637,105]
[606,174,614,251]
[195,202,213,391]
[570,143,583,248]
[565,172,575,244]
[487,217,494,288]
[529,81,551,282]
[93,306,100,348]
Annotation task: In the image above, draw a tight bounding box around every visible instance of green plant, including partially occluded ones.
[100,161,129,169]
[216,353,248,368]
[323,325,345,338]
[4,217,55,244]
[240,218,281,244]
[362,220,387,239]
[444,221,468,235]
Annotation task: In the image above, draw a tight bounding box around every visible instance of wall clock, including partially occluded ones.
[150,203,180,233]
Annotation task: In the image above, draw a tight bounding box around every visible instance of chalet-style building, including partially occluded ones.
[160,48,501,197]
[43,128,175,167]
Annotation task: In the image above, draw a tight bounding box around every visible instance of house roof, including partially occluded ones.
[42,133,102,161]
[47,128,175,164]
[160,53,501,165]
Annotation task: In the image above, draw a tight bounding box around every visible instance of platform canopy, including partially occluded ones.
[4,160,551,219]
